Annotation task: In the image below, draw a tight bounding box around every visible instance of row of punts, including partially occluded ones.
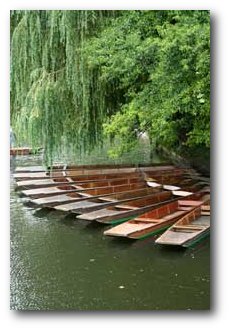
[10,147,43,156]
[11,147,34,156]
[13,163,210,248]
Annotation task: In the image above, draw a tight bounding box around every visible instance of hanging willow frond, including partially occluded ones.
[10,10,117,165]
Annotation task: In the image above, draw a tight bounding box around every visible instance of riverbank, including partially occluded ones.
[156,145,210,177]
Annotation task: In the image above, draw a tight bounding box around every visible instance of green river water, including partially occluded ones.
[10,155,210,310]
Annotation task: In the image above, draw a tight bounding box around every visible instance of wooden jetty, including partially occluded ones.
[103,192,208,239]
[155,198,210,247]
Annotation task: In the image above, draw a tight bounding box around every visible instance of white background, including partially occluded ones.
[0,0,228,328]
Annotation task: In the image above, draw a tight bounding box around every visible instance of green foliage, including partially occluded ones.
[10,10,210,164]
[10,10,116,164]
[87,10,210,153]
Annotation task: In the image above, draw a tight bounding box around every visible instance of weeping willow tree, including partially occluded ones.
[11,10,210,168]
[10,10,118,165]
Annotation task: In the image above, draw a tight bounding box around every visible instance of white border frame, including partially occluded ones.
[1,0,229,328]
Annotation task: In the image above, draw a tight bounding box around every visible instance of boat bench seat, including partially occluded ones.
[201,205,210,211]
[201,211,210,216]
[178,200,203,206]
[177,206,193,211]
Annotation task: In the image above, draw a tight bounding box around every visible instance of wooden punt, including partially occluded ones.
[15,171,144,190]
[10,147,35,156]
[76,191,178,224]
[103,194,208,239]
[20,176,147,199]
[27,181,148,208]
[53,187,164,214]
[14,163,173,173]
[155,198,210,247]
[13,167,137,181]
[13,163,141,174]
[14,165,47,173]
[13,165,179,181]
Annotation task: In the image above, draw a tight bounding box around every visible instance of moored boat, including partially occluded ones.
[53,187,163,215]
[76,191,178,224]
[103,193,208,239]
[19,175,147,199]
[10,147,33,156]
[155,198,210,247]
[14,163,173,173]
[13,165,182,181]
[14,165,47,173]
[10,147,42,156]
[27,181,148,208]
[15,171,145,190]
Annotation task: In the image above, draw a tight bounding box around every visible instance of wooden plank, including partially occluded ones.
[178,206,194,211]
[201,205,210,211]
[178,200,203,206]
[201,211,210,215]
[32,194,83,206]
[55,200,101,212]
[77,208,125,221]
